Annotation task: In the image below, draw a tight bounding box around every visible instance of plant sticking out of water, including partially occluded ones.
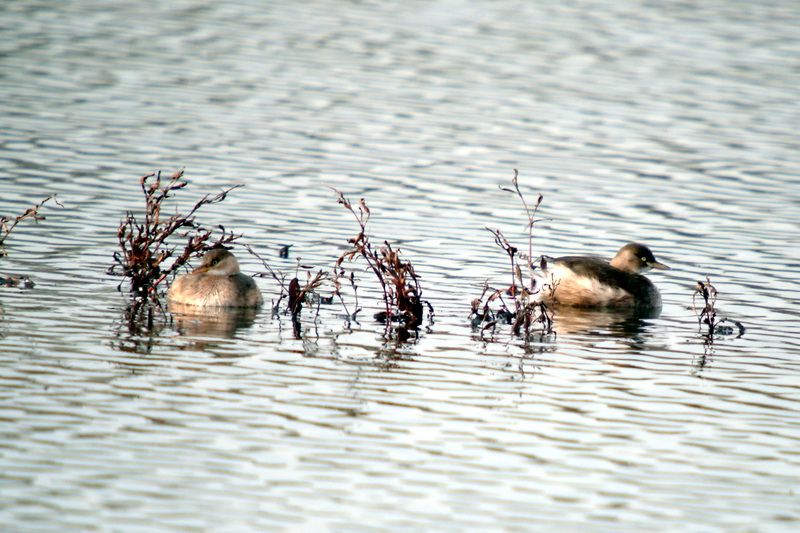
[331,266,361,326]
[0,194,62,259]
[108,170,242,325]
[245,237,363,338]
[692,276,745,340]
[245,243,334,334]
[332,189,430,335]
[243,243,290,311]
[470,170,553,340]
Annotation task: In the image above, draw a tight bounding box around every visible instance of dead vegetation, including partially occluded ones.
[690,276,745,371]
[332,189,431,334]
[240,189,428,339]
[244,242,334,339]
[1,194,61,289]
[245,244,332,316]
[469,170,554,340]
[108,170,242,327]
[0,194,62,258]
[692,276,745,339]
[109,170,241,295]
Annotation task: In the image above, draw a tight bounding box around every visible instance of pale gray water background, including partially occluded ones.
[1,0,799,531]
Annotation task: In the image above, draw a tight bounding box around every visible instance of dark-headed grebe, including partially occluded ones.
[167,247,263,308]
[538,243,669,309]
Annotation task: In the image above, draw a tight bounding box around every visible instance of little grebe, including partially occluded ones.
[538,243,669,309]
[167,247,263,308]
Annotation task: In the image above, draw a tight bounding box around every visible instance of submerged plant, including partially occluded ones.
[332,189,431,333]
[470,170,553,340]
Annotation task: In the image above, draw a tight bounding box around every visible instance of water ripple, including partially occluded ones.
[2,0,800,531]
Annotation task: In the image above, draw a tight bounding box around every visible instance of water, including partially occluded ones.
[2,0,799,531]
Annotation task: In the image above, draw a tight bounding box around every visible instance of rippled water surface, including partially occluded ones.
[2,1,799,531]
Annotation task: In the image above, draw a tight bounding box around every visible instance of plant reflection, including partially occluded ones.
[112,297,170,354]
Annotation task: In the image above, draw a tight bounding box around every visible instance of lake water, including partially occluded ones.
[2,0,799,531]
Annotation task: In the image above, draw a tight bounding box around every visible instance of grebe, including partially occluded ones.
[167,247,263,308]
[538,243,669,309]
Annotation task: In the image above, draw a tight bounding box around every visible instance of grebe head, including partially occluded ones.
[609,243,669,274]
[192,247,241,276]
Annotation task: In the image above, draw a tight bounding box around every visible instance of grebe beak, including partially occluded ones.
[649,261,670,271]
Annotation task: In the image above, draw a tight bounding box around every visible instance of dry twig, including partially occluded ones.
[0,194,62,257]
[470,170,553,340]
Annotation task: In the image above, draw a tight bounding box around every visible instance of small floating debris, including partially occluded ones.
[0,276,35,289]
[278,245,293,259]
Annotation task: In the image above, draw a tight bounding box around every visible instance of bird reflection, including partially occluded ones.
[168,301,260,340]
[550,306,660,340]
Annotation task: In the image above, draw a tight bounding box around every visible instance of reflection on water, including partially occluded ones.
[1,0,800,531]
[551,306,659,338]
[169,301,261,340]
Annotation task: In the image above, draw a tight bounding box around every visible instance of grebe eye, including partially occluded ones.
[211,259,220,266]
